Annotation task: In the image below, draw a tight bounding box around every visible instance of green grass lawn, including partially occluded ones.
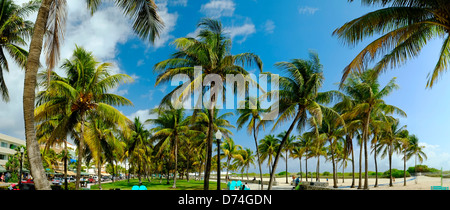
[90,179,227,190]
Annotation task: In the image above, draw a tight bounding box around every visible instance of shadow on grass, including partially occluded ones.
[91,179,227,190]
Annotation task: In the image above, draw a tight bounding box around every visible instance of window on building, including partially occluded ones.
[9,144,16,149]
[1,142,7,148]
[0,154,6,160]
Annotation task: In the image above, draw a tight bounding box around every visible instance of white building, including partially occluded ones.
[0,133,25,168]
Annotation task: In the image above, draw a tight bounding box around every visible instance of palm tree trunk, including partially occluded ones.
[330,139,337,188]
[403,148,407,186]
[75,118,85,190]
[374,145,378,187]
[203,105,215,190]
[358,139,362,189]
[172,135,178,189]
[299,157,302,181]
[389,144,393,187]
[316,154,320,182]
[97,158,102,190]
[363,112,371,190]
[285,150,288,184]
[268,110,302,190]
[305,157,308,182]
[348,135,355,188]
[253,123,264,190]
[23,0,53,191]
[64,139,68,190]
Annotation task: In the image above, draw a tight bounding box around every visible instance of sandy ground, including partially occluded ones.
[240,176,449,190]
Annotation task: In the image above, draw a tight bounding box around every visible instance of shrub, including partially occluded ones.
[382,169,410,178]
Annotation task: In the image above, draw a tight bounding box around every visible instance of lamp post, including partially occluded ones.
[19,147,24,186]
[215,130,222,190]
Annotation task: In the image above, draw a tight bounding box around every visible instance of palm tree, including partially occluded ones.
[406,134,427,184]
[377,117,408,187]
[221,138,243,182]
[234,147,255,181]
[266,51,342,190]
[23,0,164,190]
[84,116,123,190]
[236,97,268,190]
[317,108,346,188]
[340,69,406,189]
[334,0,450,89]
[277,131,296,184]
[0,0,37,102]
[147,108,196,189]
[154,18,262,190]
[34,46,133,189]
[259,134,281,186]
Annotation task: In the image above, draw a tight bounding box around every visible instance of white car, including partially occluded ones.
[52,177,63,185]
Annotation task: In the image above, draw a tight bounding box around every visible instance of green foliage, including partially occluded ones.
[407,165,439,174]
[382,169,410,178]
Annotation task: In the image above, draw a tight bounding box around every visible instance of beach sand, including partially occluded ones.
[241,175,448,190]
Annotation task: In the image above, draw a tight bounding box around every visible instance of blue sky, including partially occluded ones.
[2,0,450,174]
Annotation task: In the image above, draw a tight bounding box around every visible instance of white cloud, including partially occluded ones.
[200,0,236,18]
[0,1,141,139]
[298,6,319,15]
[225,22,256,44]
[264,20,276,34]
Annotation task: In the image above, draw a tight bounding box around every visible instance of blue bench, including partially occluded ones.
[431,186,449,190]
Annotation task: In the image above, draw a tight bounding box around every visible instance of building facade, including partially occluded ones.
[0,133,25,168]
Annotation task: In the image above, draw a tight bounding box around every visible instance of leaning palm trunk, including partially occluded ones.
[23,0,53,191]
[268,111,302,190]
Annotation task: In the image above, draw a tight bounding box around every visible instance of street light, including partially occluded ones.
[215,130,222,191]
[19,147,24,186]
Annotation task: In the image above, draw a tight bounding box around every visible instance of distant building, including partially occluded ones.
[0,133,25,168]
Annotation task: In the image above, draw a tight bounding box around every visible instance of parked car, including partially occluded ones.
[52,177,63,185]
[62,177,76,183]
[22,179,34,184]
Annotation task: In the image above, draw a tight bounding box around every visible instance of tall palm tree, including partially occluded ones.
[406,134,427,184]
[266,51,342,190]
[236,97,268,190]
[234,147,255,181]
[84,116,123,190]
[0,0,37,102]
[334,0,450,89]
[34,46,133,189]
[340,69,406,189]
[147,108,196,189]
[277,131,296,184]
[154,18,262,190]
[23,0,164,190]
[377,117,408,187]
[124,117,150,184]
[259,134,281,186]
[221,138,243,182]
[317,108,346,188]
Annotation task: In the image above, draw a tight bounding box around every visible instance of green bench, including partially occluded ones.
[431,186,449,190]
